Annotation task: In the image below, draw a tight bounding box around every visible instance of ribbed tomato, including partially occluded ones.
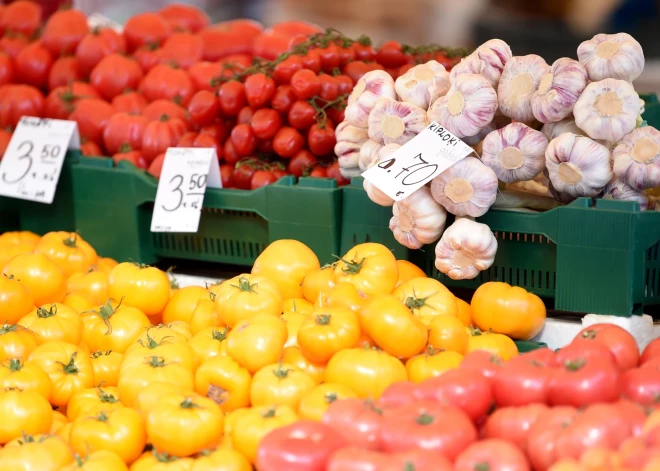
[141,115,187,162]
[103,112,149,155]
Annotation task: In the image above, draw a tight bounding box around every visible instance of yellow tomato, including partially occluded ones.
[194,356,252,413]
[250,362,316,409]
[60,450,129,471]
[225,407,251,437]
[3,253,67,306]
[0,274,33,324]
[138,322,192,343]
[0,242,35,269]
[189,327,228,364]
[147,394,224,457]
[0,389,53,443]
[467,327,519,361]
[297,383,357,421]
[0,357,52,400]
[0,230,40,247]
[0,323,39,363]
[297,306,361,363]
[281,311,307,348]
[163,287,221,334]
[455,298,473,326]
[251,239,321,300]
[405,349,464,383]
[67,386,124,421]
[57,422,73,442]
[70,407,146,465]
[192,449,251,471]
[315,283,369,313]
[359,295,427,359]
[333,243,398,296]
[82,299,151,353]
[301,264,336,303]
[34,231,98,277]
[28,341,94,407]
[67,270,110,305]
[392,277,458,325]
[96,257,119,273]
[471,282,546,340]
[0,433,73,470]
[63,293,93,313]
[427,315,469,354]
[19,303,83,345]
[130,451,195,471]
[122,333,198,374]
[214,274,282,328]
[281,346,325,384]
[395,260,426,287]
[232,405,298,464]
[282,297,314,316]
[117,356,195,407]
[226,314,287,374]
[325,348,407,399]
[108,262,171,317]
[135,381,190,415]
[90,350,123,387]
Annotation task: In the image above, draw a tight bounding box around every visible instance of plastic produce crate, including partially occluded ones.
[0,151,79,235]
[515,340,548,353]
[71,157,342,266]
[342,177,660,317]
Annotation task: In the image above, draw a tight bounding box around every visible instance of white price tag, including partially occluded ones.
[361,121,474,201]
[150,148,222,233]
[0,117,80,204]
[87,13,123,33]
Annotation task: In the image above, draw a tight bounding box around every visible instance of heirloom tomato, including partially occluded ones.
[298,382,357,421]
[0,388,53,444]
[282,346,326,384]
[0,242,33,269]
[0,230,40,247]
[325,448,393,471]
[40,8,88,56]
[405,348,463,383]
[575,324,639,370]
[123,12,171,52]
[68,98,116,144]
[252,239,321,300]
[136,320,192,343]
[325,347,407,399]
[0,1,42,37]
[334,243,398,296]
[482,404,549,450]
[232,405,299,464]
[67,386,123,422]
[122,332,197,373]
[141,115,188,162]
[467,327,519,360]
[526,406,578,471]
[194,355,251,413]
[134,381,187,415]
[322,398,384,450]
[3,252,66,306]
[45,81,99,120]
[282,310,307,348]
[91,53,143,101]
[193,449,251,471]
[301,264,336,303]
[380,381,417,407]
[455,298,473,326]
[96,257,118,272]
[297,306,361,363]
[623,366,660,405]
[60,450,129,471]
[549,357,621,407]
[102,112,149,156]
[108,262,171,317]
[48,56,82,90]
[250,361,316,409]
[214,274,282,328]
[90,350,123,387]
[395,260,426,286]
[0,274,33,324]
[82,299,150,354]
[392,277,458,325]
[454,439,530,471]
[493,352,554,407]
[188,326,229,364]
[159,3,210,33]
[76,26,127,76]
[18,303,83,345]
[67,269,110,306]
[163,287,220,334]
[426,315,469,354]
[0,323,38,363]
[0,433,73,470]
[112,91,147,115]
[0,357,52,400]
[282,297,314,316]
[160,32,204,69]
[142,98,189,124]
[316,282,368,314]
[140,63,195,106]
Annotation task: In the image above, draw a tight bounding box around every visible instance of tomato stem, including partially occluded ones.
[62,232,79,248]
[118,143,132,153]
[262,406,277,418]
[36,305,58,319]
[0,322,20,334]
[95,411,109,422]
[92,298,123,335]
[91,350,112,359]
[179,397,201,409]
[272,361,292,379]
[211,327,229,342]
[415,412,435,425]
[97,386,119,403]
[563,358,586,371]
[230,276,259,293]
[56,352,80,375]
[6,358,23,372]
[336,255,365,275]
[580,330,597,340]
[324,392,338,404]
[474,463,491,471]
[315,314,331,325]
[152,450,179,463]
[138,331,175,349]
[146,356,167,368]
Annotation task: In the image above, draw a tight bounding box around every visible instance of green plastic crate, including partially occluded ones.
[515,340,548,353]
[0,151,79,235]
[343,178,660,316]
[71,157,342,266]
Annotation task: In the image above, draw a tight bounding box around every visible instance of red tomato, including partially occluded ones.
[220,164,234,187]
[192,132,222,160]
[230,123,258,157]
[271,166,287,180]
[527,406,578,471]
[641,356,660,371]
[45,81,99,119]
[103,112,149,155]
[326,161,350,186]
[257,139,274,154]
[270,20,322,37]
[188,61,223,92]
[218,80,246,116]
[308,123,336,156]
[147,152,166,178]
[80,138,102,156]
[454,439,529,471]
[273,55,304,84]
[15,41,53,88]
[123,12,172,52]
[223,139,240,166]
[235,107,253,125]
[133,43,163,74]
[391,449,453,471]
[376,41,408,68]
[379,381,417,408]
[112,91,148,114]
[90,53,143,101]
[492,356,554,407]
[642,338,660,365]
[233,161,258,190]
[75,27,126,76]
[0,1,42,37]
[343,61,372,85]
[0,32,29,59]
[244,73,276,109]
[549,356,621,407]
[318,44,340,73]
[318,75,339,102]
[399,63,415,76]
[271,84,297,114]
[160,32,204,70]
[215,19,264,36]
[352,43,376,62]
[482,404,548,451]
[309,166,328,178]
[323,398,384,451]
[575,324,640,370]
[291,69,322,100]
[199,22,261,60]
[40,8,88,56]
[622,366,660,406]
[178,131,197,148]
[302,50,322,74]
[0,52,14,87]
[334,74,354,94]
[555,337,617,365]
[47,56,81,89]
[200,122,229,142]
[460,350,502,383]
[337,46,356,68]
[252,31,291,60]
[287,100,316,130]
[616,399,647,437]
[158,4,210,33]
[250,170,278,189]
[273,127,305,158]
[141,115,187,162]
[250,108,282,140]
[187,90,220,127]
[288,149,318,178]
[0,84,43,127]
[0,128,11,160]
[68,98,115,144]
[142,97,188,122]
[113,145,147,169]
[512,347,558,367]
[139,63,196,106]
[325,448,393,471]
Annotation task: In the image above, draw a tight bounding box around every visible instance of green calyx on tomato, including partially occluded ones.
[563,358,587,371]
[97,387,119,404]
[211,327,228,342]
[404,292,434,312]
[36,305,58,318]
[473,463,491,471]
[179,397,201,409]
[262,406,277,418]
[414,412,436,426]
[138,332,175,350]
[56,352,80,375]
[315,314,331,325]
[146,356,167,368]
[95,411,109,422]
[62,232,79,248]
[92,298,124,334]
[580,329,598,340]
[336,255,365,275]
[152,450,180,463]
[230,276,258,294]
[272,362,292,379]
[324,392,338,404]
[91,350,113,359]
[6,358,24,372]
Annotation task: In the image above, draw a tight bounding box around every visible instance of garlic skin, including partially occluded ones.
[358,139,383,172]
[481,122,549,183]
[531,58,588,123]
[498,55,550,123]
[430,156,498,217]
[428,73,498,139]
[612,126,660,190]
[335,121,369,178]
[363,143,400,207]
[573,78,640,142]
[603,176,649,210]
[543,168,576,204]
[545,133,612,197]
[345,70,397,128]
[469,39,513,88]
[577,33,645,82]
[395,60,450,110]
[434,217,498,281]
[390,186,447,249]
[450,55,489,84]
[367,97,428,146]
[541,118,586,141]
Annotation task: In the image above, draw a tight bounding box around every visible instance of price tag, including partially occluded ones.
[362,121,474,201]
[0,117,80,204]
[87,13,123,33]
[150,148,222,233]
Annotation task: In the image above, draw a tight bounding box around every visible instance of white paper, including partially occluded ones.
[0,117,80,204]
[150,147,222,233]
[361,121,474,201]
[87,13,123,33]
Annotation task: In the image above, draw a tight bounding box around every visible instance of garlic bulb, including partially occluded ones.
[428,73,498,139]
[577,33,645,83]
[430,157,498,217]
[471,39,513,87]
[545,133,612,197]
[531,58,589,123]
[450,55,488,84]
[434,217,498,280]
[395,60,450,110]
[603,176,649,210]
[481,122,548,183]
[541,118,586,141]
[335,121,369,178]
[345,70,397,128]
[544,168,576,204]
[358,139,383,172]
[573,78,640,142]
[363,144,400,207]
[498,55,550,123]
[367,97,428,146]
[390,186,447,249]
[612,126,660,190]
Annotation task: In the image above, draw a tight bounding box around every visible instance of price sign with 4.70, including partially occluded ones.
[0,117,80,204]
[361,121,475,201]
[150,147,222,233]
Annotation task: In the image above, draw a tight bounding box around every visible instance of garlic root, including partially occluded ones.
[498,55,550,123]
[367,97,428,146]
[577,32,645,83]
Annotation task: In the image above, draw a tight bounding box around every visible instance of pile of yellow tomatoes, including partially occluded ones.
[0,230,546,470]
